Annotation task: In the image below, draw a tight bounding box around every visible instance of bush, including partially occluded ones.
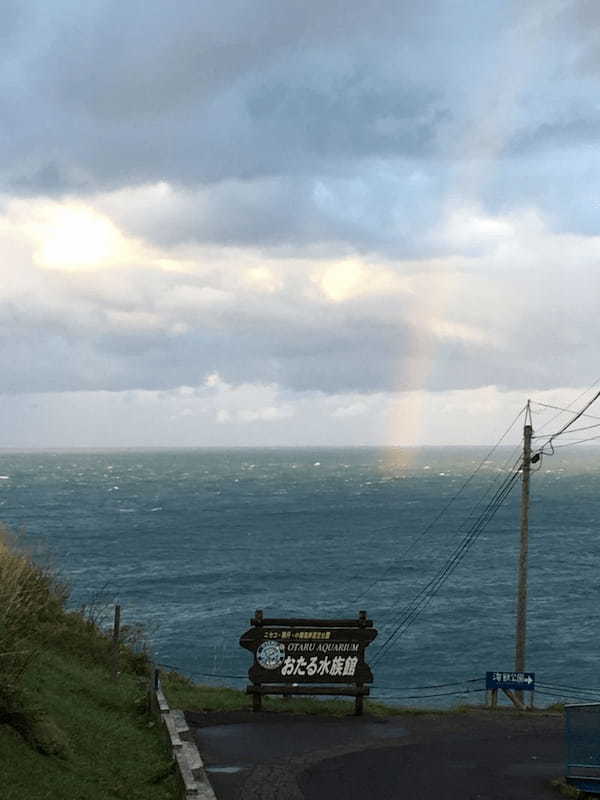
[41,611,151,677]
[0,526,67,707]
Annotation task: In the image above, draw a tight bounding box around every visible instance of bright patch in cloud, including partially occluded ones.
[316,258,412,303]
[244,266,281,293]
[3,197,191,275]
[32,204,130,270]
[318,259,366,302]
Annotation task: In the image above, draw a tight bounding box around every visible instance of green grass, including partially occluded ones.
[0,625,178,800]
[0,528,178,800]
[161,670,403,716]
[160,671,487,718]
[0,531,565,799]
[162,671,565,719]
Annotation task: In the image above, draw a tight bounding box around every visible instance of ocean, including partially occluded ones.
[1,446,598,708]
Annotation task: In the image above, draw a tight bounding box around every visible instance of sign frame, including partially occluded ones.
[240,609,377,715]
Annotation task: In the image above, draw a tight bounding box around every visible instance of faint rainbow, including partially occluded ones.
[384,2,564,465]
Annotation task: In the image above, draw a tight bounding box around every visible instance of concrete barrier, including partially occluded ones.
[156,683,217,800]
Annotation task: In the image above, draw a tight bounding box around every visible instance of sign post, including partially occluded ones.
[240,610,377,715]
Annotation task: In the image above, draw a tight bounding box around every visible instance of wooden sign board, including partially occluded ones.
[240,610,377,714]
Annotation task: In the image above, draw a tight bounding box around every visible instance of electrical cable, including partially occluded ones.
[547,388,600,440]
[372,687,485,700]
[552,434,600,448]
[364,440,522,644]
[157,662,247,680]
[351,405,527,606]
[377,467,520,651]
[531,376,600,433]
[537,690,600,701]
[531,401,600,422]
[155,667,600,706]
[156,661,487,693]
[374,677,483,691]
[156,661,489,702]
[537,682,600,696]
[369,388,600,703]
[372,465,521,665]
[536,689,600,704]
[372,457,522,665]
[533,422,600,439]
[532,385,600,459]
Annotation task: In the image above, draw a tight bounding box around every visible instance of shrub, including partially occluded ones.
[0,526,67,707]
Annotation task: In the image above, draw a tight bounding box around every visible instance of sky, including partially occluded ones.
[1,0,599,447]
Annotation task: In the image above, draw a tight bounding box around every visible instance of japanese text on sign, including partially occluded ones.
[486,671,535,690]
[280,655,358,677]
[264,630,332,640]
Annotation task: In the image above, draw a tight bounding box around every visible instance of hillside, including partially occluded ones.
[0,530,178,800]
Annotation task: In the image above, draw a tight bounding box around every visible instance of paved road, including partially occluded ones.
[186,709,565,799]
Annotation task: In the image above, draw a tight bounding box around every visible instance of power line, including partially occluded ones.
[375,677,483,691]
[533,421,600,439]
[530,400,600,423]
[538,682,600,697]
[546,387,600,441]
[156,661,487,700]
[372,457,522,665]
[351,406,526,606]
[531,376,600,434]
[384,466,520,642]
[372,462,521,664]
[530,387,600,462]
[370,387,600,663]
[372,687,485,701]
[155,662,600,708]
[536,689,600,704]
[553,434,600,448]
[370,440,522,640]
[157,663,247,680]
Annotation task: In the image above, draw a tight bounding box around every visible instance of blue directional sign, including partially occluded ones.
[486,671,535,691]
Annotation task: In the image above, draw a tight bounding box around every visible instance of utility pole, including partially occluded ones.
[515,400,533,675]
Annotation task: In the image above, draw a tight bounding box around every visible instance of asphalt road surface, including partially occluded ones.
[186,708,565,800]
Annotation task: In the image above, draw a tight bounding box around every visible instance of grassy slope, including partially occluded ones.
[0,528,565,799]
[163,670,433,717]
[162,671,565,719]
[0,619,178,800]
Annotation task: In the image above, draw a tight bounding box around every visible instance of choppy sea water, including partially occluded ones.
[1,446,598,708]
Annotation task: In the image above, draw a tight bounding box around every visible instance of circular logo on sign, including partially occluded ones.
[256,641,286,670]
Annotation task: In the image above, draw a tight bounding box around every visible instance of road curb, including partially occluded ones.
[157,685,218,800]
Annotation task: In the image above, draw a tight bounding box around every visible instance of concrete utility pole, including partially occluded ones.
[515,401,533,674]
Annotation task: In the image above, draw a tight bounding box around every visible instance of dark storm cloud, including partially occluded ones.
[94,169,446,255]
[1,0,599,408]
[2,0,587,254]
[1,0,508,193]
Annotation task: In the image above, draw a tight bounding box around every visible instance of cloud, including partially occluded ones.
[1,189,599,402]
[331,401,368,418]
[1,381,595,448]
[0,0,571,201]
[0,0,598,449]
[1,0,457,194]
[0,0,592,265]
